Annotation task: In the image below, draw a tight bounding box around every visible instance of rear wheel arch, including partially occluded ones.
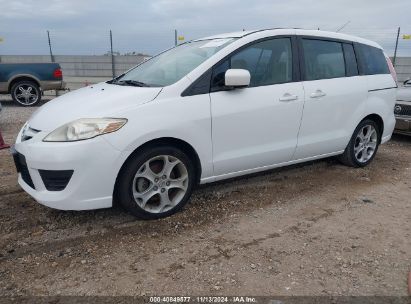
[339,118,381,167]
[10,78,42,106]
[362,114,384,142]
[8,76,41,92]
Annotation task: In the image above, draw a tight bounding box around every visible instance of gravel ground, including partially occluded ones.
[0,98,410,296]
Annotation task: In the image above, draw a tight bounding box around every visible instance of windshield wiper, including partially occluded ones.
[107,74,125,85]
[118,80,151,87]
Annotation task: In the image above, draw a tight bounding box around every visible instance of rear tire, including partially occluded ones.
[115,145,196,219]
[11,80,41,107]
[339,119,380,167]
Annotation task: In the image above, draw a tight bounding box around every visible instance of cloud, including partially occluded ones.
[0,0,93,19]
[0,0,409,55]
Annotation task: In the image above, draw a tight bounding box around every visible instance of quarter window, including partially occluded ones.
[302,39,346,81]
[211,38,293,91]
[357,44,389,75]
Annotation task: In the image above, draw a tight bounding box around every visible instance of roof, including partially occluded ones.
[195,28,381,49]
[195,31,255,40]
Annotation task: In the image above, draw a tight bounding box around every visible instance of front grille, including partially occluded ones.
[11,148,35,189]
[39,170,74,191]
[395,103,411,116]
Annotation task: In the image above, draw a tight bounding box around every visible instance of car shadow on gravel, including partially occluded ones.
[391,133,411,143]
[196,157,338,192]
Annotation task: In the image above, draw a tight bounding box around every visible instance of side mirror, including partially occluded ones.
[404,79,411,86]
[225,69,250,88]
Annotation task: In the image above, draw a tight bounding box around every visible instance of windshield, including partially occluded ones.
[113,38,236,87]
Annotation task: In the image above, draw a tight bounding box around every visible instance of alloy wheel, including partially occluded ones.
[14,84,39,106]
[354,124,378,163]
[132,155,189,213]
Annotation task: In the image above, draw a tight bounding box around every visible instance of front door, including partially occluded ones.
[210,37,305,176]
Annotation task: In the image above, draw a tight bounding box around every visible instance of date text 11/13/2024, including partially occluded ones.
[149,296,257,303]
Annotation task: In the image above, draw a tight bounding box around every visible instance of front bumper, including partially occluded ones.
[394,101,411,135]
[12,129,126,211]
[394,115,411,135]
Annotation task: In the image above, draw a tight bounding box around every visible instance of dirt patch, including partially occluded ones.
[0,102,410,296]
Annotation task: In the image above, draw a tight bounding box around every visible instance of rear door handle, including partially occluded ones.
[310,90,326,98]
[279,93,298,102]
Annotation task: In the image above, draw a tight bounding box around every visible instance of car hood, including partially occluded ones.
[29,82,162,131]
[397,87,411,102]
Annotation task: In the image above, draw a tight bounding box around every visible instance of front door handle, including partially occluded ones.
[310,89,326,98]
[279,93,298,102]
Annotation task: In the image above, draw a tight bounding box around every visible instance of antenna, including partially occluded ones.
[336,21,351,33]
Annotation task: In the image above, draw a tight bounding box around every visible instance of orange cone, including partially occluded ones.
[0,129,10,150]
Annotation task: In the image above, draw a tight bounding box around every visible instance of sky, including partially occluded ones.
[0,0,410,56]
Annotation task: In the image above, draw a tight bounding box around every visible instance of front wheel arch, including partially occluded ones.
[114,144,197,219]
[113,137,202,203]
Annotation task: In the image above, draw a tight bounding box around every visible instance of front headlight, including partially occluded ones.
[43,118,127,142]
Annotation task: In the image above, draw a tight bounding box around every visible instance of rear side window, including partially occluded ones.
[302,39,346,80]
[343,43,359,77]
[357,44,389,75]
[211,38,293,91]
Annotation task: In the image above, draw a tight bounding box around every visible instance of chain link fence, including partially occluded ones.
[1,27,411,92]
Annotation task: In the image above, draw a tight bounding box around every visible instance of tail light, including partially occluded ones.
[385,56,397,84]
[53,68,63,79]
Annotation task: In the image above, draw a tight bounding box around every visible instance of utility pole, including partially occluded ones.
[174,29,178,46]
[110,30,115,78]
[393,27,401,67]
[47,30,55,62]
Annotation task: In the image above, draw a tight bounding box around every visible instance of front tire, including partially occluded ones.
[11,80,41,106]
[116,146,196,219]
[339,119,380,167]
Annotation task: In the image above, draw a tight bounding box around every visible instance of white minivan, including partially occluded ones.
[12,29,397,219]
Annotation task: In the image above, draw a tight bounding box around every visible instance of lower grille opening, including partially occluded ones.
[39,170,74,191]
[20,165,35,189]
[11,149,35,189]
